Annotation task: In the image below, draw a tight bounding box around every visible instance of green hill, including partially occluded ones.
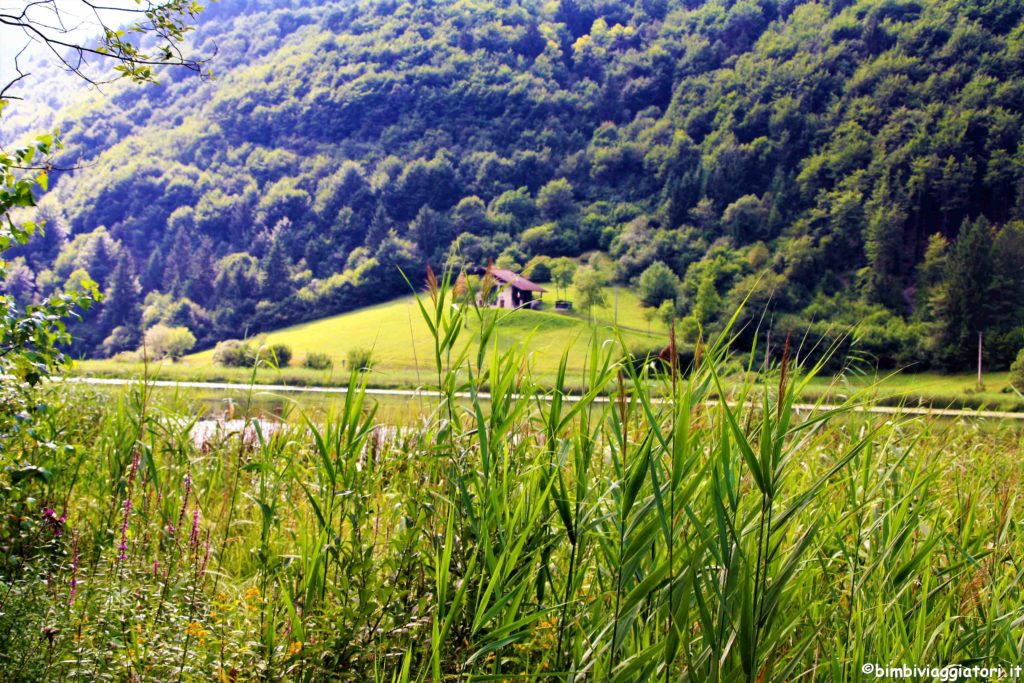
[79,285,664,388]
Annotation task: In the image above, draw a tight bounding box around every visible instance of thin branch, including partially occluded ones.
[6,161,91,172]
[0,16,201,70]
[80,0,154,15]
[0,0,207,97]
[0,71,30,101]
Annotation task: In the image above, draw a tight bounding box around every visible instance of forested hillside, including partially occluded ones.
[6,0,1024,370]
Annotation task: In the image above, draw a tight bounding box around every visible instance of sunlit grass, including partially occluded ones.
[76,289,662,390]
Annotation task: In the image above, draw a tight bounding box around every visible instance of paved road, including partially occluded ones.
[66,377,1024,420]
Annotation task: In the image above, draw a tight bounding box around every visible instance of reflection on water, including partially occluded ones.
[195,395,291,420]
[194,392,443,423]
[76,382,1024,439]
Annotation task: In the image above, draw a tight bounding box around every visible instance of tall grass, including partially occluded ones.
[1,272,1022,681]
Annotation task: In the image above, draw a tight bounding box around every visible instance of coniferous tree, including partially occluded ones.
[935,217,995,369]
[913,234,948,322]
[261,235,292,303]
[363,205,392,250]
[141,248,165,294]
[863,185,908,309]
[17,205,68,270]
[409,206,451,264]
[515,21,546,59]
[97,252,141,349]
[185,238,218,307]
[162,227,192,297]
[89,232,118,291]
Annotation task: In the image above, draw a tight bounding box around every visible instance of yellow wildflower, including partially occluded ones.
[185,621,208,641]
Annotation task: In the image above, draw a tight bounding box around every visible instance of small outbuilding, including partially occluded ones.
[477,267,547,309]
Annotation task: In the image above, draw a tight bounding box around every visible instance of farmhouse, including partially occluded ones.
[481,268,547,309]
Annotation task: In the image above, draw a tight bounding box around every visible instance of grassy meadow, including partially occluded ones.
[800,370,1023,412]
[73,283,1024,412]
[4,281,1024,681]
[75,286,664,390]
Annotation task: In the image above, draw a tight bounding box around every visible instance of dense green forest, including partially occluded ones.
[5,0,1024,371]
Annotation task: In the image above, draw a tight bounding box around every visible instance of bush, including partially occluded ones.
[143,324,196,360]
[265,343,292,367]
[347,346,375,372]
[1011,348,1024,392]
[101,325,139,357]
[303,352,334,370]
[212,339,257,367]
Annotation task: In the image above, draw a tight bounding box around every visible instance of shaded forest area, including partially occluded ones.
[5,0,1024,371]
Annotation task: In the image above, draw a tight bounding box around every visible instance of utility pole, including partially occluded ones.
[977,331,983,391]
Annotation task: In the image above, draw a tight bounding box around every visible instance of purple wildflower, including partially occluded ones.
[41,507,62,532]
[116,451,141,562]
[118,498,132,561]
[129,449,140,482]
[42,507,66,537]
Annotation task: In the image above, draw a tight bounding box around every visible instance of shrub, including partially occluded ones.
[265,343,292,367]
[1011,348,1024,392]
[347,346,375,372]
[101,325,139,358]
[303,351,334,370]
[142,324,196,360]
[212,339,257,367]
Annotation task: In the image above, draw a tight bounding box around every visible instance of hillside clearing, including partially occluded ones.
[78,288,664,389]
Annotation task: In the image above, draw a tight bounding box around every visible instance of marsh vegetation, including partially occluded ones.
[2,277,1022,681]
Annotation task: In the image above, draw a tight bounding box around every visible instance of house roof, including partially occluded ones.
[488,268,547,293]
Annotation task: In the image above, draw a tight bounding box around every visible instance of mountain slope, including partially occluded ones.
[5,0,1024,370]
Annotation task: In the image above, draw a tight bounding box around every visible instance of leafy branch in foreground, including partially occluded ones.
[1,0,208,93]
[0,105,98,444]
[0,0,209,445]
